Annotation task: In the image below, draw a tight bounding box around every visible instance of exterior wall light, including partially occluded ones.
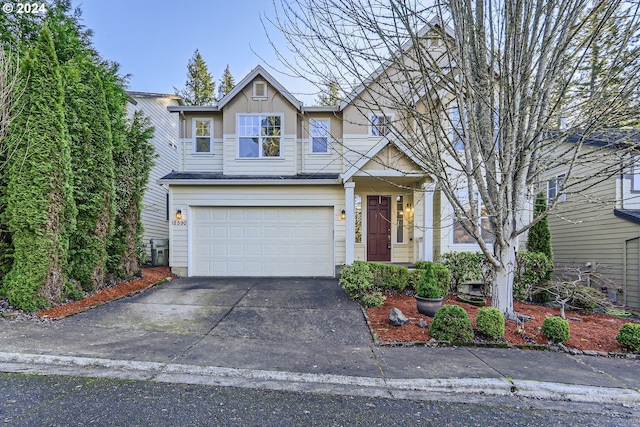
[176,209,183,220]
[341,209,346,220]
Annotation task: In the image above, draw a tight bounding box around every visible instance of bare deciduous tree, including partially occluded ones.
[267,0,640,319]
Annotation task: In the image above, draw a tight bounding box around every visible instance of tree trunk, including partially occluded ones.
[492,239,518,319]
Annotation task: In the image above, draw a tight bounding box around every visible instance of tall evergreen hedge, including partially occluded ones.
[2,24,76,310]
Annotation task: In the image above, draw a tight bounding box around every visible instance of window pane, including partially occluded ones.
[239,137,259,157]
[396,195,404,243]
[312,137,328,153]
[262,137,280,157]
[239,116,259,136]
[311,119,328,137]
[196,137,211,153]
[481,218,495,243]
[453,220,475,244]
[451,107,464,150]
[195,120,211,137]
[372,115,390,136]
[355,194,362,243]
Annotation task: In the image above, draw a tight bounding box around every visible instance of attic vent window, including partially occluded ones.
[253,81,267,100]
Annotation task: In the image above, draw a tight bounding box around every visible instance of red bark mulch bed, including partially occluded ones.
[367,294,636,353]
[36,267,174,319]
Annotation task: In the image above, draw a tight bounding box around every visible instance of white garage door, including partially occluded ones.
[191,206,334,276]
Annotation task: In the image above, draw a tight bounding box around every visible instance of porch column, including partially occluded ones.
[423,182,436,261]
[345,181,356,265]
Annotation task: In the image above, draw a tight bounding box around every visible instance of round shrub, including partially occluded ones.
[476,307,505,340]
[616,323,640,352]
[429,305,474,343]
[541,316,570,344]
[361,291,386,308]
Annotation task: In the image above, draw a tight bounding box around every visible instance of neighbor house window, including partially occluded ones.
[253,81,267,99]
[310,119,330,153]
[547,174,566,204]
[371,114,391,137]
[193,118,213,153]
[453,191,495,244]
[396,195,404,243]
[238,115,282,158]
[355,194,362,243]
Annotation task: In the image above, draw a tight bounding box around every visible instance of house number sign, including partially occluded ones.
[172,220,187,226]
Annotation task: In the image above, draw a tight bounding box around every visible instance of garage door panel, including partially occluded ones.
[191,206,333,276]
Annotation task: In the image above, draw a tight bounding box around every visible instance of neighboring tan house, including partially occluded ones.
[160,64,488,278]
[544,132,640,311]
[126,91,182,261]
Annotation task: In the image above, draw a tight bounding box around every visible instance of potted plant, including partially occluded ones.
[415,264,446,317]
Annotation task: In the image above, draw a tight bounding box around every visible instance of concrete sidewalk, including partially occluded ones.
[1,277,639,408]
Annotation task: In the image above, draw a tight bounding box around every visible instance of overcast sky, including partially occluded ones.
[71,0,316,104]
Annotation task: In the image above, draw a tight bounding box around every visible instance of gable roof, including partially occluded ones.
[339,17,454,110]
[217,65,302,110]
[342,138,428,181]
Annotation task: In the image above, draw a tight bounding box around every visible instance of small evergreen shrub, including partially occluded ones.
[414,261,449,296]
[616,323,640,352]
[541,316,570,343]
[429,305,474,343]
[414,261,430,270]
[476,307,505,340]
[513,252,553,302]
[339,261,373,300]
[361,291,386,308]
[416,264,445,298]
[368,262,409,292]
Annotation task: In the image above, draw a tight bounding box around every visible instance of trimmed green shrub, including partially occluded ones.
[476,307,505,340]
[439,252,493,295]
[368,262,409,293]
[414,261,430,270]
[339,261,373,300]
[514,252,553,302]
[526,192,553,276]
[429,305,475,343]
[416,264,446,298]
[541,317,570,344]
[431,263,451,296]
[361,291,386,308]
[616,323,640,352]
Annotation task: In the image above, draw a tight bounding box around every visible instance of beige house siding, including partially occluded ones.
[126,93,180,258]
[179,113,224,172]
[169,185,345,276]
[298,114,343,175]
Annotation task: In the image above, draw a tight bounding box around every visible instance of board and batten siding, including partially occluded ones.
[126,94,180,258]
[169,185,346,276]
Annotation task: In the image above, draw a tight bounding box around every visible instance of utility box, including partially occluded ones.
[150,238,169,267]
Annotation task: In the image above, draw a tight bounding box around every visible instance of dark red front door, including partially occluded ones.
[367,196,391,262]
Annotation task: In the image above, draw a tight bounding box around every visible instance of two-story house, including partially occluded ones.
[160,63,492,278]
[543,132,640,311]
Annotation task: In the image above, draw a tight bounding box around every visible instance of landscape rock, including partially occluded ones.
[388,307,409,326]
[416,318,429,328]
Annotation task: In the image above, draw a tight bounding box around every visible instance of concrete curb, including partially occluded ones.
[1,352,638,405]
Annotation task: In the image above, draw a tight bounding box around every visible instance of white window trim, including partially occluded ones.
[369,113,394,137]
[236,113,284,159]
[547,173,567,204]
[192,118,214,155]
[309,118,331,154]
[253,81,268,100]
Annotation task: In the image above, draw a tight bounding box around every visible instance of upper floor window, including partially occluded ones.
[452,190,495,245]
[310,119,330,153]
[547,174,566,204]
[371,114,391,137]
[238,114,282,158]
[450,107,464,151]
[193,118,213,154]
[253,81,268,100]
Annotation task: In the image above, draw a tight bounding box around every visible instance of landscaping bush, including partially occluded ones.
[439,252,493,294]
[513,252,553,302]
[368,262,409,293]
[414,261,449,297]
[339,261,373,300]
[429,305,475,343]
[416,265,445,299]
[541,316,570,343]
[476,307,505,340]
[361,291,386,308]
[616,323,640,352]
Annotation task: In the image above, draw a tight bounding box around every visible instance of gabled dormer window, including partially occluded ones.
[193,118,213,154]
[253,81,268,100]
[238,114,282,158]
[310,119,330,153]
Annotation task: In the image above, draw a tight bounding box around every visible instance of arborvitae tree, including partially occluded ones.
[527,192,553,263]
[174,49,215,105]
[315,80,341,106]
[65,58,115,291]
[109,110,155,278]
[2,23,76,311]
[220,64,235,96]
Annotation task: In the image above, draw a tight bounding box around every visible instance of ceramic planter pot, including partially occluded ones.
[415,295,444,317]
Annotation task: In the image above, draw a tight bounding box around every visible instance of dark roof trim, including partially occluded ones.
[614,209,640,225]
[159,171,341,185]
